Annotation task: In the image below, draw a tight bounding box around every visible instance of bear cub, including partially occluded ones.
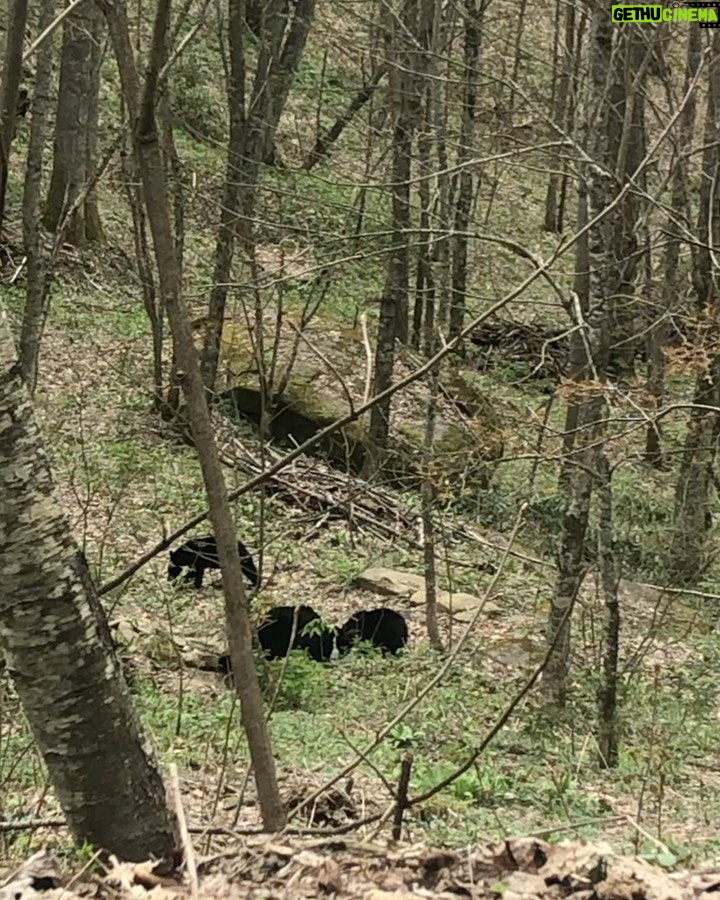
[337,607,408,656]
[168,535,259,589]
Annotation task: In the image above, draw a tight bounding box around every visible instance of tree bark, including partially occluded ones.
[668,29,720,583]
[365,0,420,472]
[412,86,433,350]
[0,0,29,233]
[44,2,105,245]
[0,306,178,861]
[448,0,482,340]
[544,0,576,233]
[606,26,651,378]
[83,6,107,243]
[200,0,246,391]
[546,0,617,706]
[103,0,285,830]
[422,362,443,652]
[200,0,316,391]
[645,28,701,466]
[18,0,58,392]
[596,453,619,768]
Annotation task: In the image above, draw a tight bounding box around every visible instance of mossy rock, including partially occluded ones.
[220,384,367,472]
[387,419,502,494]
[217,312,504,492]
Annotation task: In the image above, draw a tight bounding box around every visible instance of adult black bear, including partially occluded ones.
[259,605,338,662]
[337,608,408,656]
[167,535,259,589]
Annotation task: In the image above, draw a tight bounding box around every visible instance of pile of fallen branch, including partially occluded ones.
[101,405,535,600]
[214,411,410,541]
[212,411,526,573]
[468,319,570,382]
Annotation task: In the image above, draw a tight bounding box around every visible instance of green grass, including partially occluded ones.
[9,258,719,856]
[13,270,716,851]
[77,626,720,854]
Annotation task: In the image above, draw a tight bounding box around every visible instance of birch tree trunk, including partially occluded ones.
[0,307,177,861]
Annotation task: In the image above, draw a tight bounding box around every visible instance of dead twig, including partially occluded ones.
[391,751,413,841]
[170,764,199,898]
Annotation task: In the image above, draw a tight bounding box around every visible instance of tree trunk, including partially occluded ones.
[412,85,434,350]
[365,0,419,472]
[103,0,286,830]
[18,0,58,392]
[433,15,451,334]
[645,27,701,466]
[0,0,29,233]
[596,452,619,767]
[412,0,438,352]
[557,188,589,489]
[546,0,618,706]
[556,9,587,234]
[200,0,316,391]
[0,306,178,861]
[122,141,164,409]
[83,7,107,243]
[668,29,720,584]
[642,226,664,467]
[422,362,443,652]
[544,0,576,233]
[448,0,481,340]
[44,2,105,244]
[200,0,246,391]
[505,0,528,126]
[547,395,604,706]
[606,26,651,378]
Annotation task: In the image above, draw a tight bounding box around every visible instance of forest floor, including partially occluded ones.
[3,252,720,878]
[4,25,720,868]
[5,835,720,900]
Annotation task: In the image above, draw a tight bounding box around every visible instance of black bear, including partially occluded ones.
[15,88,30,118]
[219,605,337,673]
[337,608,408,656]
[167,535,259,589]
[259,605,338,662]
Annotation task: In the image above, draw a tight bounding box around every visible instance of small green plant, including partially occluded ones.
[299,618,334,641]
[640,848,680,868]
[390,723,420,749]
[495,362,532,382]
[264,651,327,711]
